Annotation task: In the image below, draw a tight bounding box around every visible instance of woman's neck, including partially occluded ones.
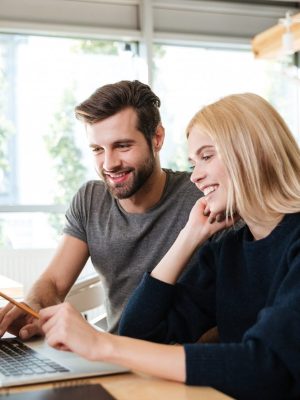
[245,214,284,241]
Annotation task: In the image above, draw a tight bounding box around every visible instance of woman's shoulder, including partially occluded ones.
[211,219,246,245]
[195,222,246,268]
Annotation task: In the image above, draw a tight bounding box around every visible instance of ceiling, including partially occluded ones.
[217,0,299,6]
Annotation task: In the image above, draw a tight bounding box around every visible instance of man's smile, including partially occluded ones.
[104,170,133,185]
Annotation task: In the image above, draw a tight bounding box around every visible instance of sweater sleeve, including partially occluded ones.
[184,240,300,400]
[119,243,217,343]
[119,237,300,399]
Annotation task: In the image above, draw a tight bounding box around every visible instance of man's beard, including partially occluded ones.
[100,153,156,199]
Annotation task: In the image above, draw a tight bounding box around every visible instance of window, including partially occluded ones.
[0,36,299,249]
[0,34,140,247]
[154,44,300,171]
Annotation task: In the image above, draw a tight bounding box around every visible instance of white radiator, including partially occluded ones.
[0,248,55,293]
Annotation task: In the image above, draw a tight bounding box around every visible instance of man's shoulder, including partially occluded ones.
[75,180,112,203]
[164,169,200,197]
[165,168,191,180]
[69,180,118,218]
[79,179,106,193]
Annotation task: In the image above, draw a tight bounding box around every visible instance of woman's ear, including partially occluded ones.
[153,124,165,152]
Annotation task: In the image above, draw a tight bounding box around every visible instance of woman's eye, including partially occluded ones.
[201,154,212,161]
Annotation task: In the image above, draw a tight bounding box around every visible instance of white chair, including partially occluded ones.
[66,273,107,330]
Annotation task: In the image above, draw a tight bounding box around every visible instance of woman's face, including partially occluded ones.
[188,125,229,215]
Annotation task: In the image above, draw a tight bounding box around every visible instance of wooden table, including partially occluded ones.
[96,373,234,400]
[0,372,233,399]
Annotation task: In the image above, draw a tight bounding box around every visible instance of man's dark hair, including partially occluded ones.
[75,80,161,147]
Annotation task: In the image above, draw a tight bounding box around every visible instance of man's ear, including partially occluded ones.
[152,124,165,152]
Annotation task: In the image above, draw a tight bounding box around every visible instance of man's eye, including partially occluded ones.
[189,164,195,171]
[118,144,130,149]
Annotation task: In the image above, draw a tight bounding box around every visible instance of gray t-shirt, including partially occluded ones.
[63,169,201,332]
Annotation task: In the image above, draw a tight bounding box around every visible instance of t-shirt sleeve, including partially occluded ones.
[119,242,217,343]
[63,183,89,243]
[184,240,300,399]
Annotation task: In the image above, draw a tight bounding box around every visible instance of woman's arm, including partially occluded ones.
[40,301,294,400]
[118,199,229,342]
[105,334,185,382]
[151,199,231,284]
[40,303,185,383]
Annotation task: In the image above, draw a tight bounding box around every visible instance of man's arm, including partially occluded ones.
[0,235,89,339]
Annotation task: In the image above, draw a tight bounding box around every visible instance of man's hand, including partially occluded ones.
[0,301,42,339]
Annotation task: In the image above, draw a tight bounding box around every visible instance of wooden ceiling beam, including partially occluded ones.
[252,12,300,58]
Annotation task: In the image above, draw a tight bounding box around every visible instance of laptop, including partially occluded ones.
[0,335,128,387]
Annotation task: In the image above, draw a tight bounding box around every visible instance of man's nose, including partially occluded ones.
[103,151,121,171]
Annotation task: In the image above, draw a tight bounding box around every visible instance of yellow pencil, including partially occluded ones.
[0,290,40,319]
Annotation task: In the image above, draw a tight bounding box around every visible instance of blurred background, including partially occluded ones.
[0,0,299,295]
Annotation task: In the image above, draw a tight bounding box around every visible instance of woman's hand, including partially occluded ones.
[39,302,111,361]
[41,302,187,383]
[184,198,235,245]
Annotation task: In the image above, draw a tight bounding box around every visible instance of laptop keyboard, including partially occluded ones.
[0,338,69,377]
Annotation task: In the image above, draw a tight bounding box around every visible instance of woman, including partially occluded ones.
[40,93,300,399]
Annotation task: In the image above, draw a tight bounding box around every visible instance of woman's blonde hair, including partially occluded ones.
[186,93,300,225]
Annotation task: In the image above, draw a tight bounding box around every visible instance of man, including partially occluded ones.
[0,80,200,336]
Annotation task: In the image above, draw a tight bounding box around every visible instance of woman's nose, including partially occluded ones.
[190,164,205,184]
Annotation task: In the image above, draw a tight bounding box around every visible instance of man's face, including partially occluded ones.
[86,108,155,199]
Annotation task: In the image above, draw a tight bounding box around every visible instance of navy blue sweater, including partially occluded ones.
[119,213,300,399]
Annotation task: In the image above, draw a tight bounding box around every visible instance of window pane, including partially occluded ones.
[154,45,300,170]
[0,212,61,248]
[0,34,140,248]
[0,34,140,206]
